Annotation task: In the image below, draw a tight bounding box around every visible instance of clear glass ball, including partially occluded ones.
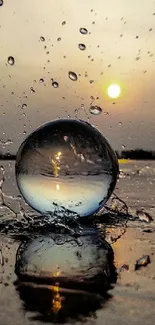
[15,119,118,217]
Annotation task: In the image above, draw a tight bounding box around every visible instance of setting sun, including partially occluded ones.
[107,84,121,99]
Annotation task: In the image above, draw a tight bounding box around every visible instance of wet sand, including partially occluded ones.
[0,222,155,325]
[0,160,155,324]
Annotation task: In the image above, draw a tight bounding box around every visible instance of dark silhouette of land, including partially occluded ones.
[116,149,155,160]
[0,154,16,160]
[0,149,155,161]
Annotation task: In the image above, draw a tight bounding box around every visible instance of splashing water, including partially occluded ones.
[15,119,118,218]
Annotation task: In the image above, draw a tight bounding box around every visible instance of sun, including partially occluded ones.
[107,83,121,99]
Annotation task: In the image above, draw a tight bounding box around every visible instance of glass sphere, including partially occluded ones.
[15,119,118,217]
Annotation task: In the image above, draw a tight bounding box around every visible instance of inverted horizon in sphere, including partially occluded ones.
[15,119,118,217]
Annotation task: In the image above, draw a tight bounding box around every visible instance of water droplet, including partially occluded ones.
[7,56,15,66]
[68,71,78,81]
[78,43,86,51]
[0,0,3,6]
[21,104,27,109]
[15,119,118,217]
[149,28,153,32]
[135,35,139,39]
[62,21,66,25]
[57,37,61,42]
[89,80,94,84]
[89,105,102,115]
[122,145,126,149]
[30,87,35,93]
[39,78,44,83]
[40,36,45,42]
[52,81,59,88]
[79,27,88,35]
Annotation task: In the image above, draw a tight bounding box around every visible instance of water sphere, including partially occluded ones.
[15,119,118,217]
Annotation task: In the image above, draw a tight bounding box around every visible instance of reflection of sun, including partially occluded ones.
[107,84,121,99]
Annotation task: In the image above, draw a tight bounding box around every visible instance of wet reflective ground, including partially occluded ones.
[0,160,155,324]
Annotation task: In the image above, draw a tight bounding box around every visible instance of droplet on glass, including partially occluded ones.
[22,104,27,109]
[39,78,44,83]
[15,119,118,217]
[40,36,45,42]
[0,0,3,6]
[7,56,15,66]
[89,80,94,84]
[149,28,152,32]
[79,27,88,35]
[52,81,59,88]
[78,43,86,51]
[68,71,78,81]
[62,21,66,25]
[89,105,102,115]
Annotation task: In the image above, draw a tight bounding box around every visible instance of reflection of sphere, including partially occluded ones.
[15,233,115,320]
[15,119,118,217]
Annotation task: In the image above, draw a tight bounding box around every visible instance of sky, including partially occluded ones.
[0,0,155,154]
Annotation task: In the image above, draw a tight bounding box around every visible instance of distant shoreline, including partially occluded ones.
[0,152,155,161]
[0,155,16,160]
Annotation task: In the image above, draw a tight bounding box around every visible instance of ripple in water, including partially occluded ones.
[15,119,118,218]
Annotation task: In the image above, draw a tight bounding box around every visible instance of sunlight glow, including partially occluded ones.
[107,84,121,99]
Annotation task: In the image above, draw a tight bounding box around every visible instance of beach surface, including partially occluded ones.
[0,160,155,325]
